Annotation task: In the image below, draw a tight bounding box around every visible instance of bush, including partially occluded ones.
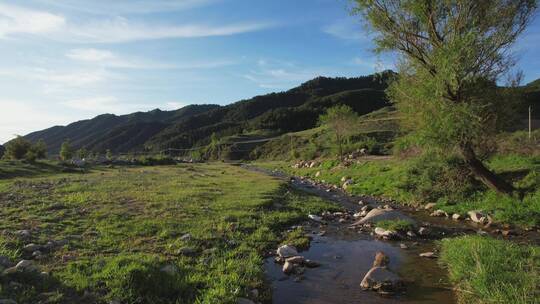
[4,136,32,160]
[439,236,539,304]
[399,153,481,204]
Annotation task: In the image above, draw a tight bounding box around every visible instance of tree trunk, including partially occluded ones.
[459,143,515,195]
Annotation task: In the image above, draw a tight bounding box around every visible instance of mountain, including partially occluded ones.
[23,71,395,154]
[0,144,4,158]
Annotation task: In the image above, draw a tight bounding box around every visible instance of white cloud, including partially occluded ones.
[0,3,65,37]
[0,4,272,44]
[65,48,236,70]
[323,19,368,41]
[36,0,218,15]
[66,48,115,62]
[61,18,272,43]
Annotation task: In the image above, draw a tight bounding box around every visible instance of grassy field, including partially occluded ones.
[256,153,540,228]
[439,236,539,304]
[0,162,338,303]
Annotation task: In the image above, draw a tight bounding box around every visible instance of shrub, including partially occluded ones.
[4,136,32,160]
[376,220,414,232]
[399,153,481,204]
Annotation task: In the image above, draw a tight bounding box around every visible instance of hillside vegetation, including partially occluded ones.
[22,72,394,155]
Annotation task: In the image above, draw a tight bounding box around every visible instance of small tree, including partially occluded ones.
[32,139,47,159]
[60,140,73,161]
[353,0,537,195]
[106,149,113,160]
[77,148,88,159]
[319,105,358,159]
[4,136,32,160]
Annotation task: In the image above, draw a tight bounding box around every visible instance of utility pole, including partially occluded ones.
[529,106,532,140]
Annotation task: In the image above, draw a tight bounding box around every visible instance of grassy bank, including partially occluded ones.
[0,163,338,303]
[439,236,539,304]
[256,153,540,228]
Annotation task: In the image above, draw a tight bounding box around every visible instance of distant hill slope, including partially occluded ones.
[25,104,220,154]
[22,71,395,154]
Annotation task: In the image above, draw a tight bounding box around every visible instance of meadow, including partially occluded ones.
[0,162,337,304]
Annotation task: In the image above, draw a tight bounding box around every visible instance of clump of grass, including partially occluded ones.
[439,236,540,304]
[60,254,192,303]
[281,227,310,251]
[376,220,414,232]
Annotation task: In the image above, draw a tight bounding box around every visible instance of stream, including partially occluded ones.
[251,167,460,304]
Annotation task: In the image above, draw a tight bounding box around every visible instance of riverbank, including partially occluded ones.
[252,162,540,304]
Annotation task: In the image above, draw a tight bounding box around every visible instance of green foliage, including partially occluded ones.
[319,105,358,158]
[59,140,73,161]
[32,139,47,159]
[4,136,32,160]
[439,236,539,304]
[376,220,414,232]
[400,153,481,204]
[76,148,88,159]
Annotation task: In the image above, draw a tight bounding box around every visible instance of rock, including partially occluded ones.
[430,210,448,217]
[15,230,31,239]
[0,256,13,268]
[361,205,372,212]
[31,251,42,258]
[353,212,363,218]
[399,243,408,249]
[374,227,395,238]
[176,248,197,256]
[315,171,321,178]
[179,233,192,241]
[406,231,417,238]
[250,288,259,298]
[277,245,298,258]
[285,256,305,264]
[360,267,403,292]
[501,230,514,236]
[372,252,389,267]
[424,203,437,210]
[282,261,295,274]
[23,243,42,252]
[340,176,350,182]
[468,210,489,224]
[308,214,323,222]
[237,298,256,304]
[4,260,38,274]
[417,227,430,236]
[452,213,462,220]
[419,252,437,258]
[358,200,365,206]
[352,209,414,226]
[0,300,17,304]
[304,259,321,268]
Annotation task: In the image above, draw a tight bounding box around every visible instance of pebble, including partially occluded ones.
[419,252,437,258]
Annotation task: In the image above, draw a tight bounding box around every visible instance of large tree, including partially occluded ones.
[353,0,537,194]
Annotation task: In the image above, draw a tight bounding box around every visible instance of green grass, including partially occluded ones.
[0,163,338,303]
[439,236,540,304]
[0,160,69,179]
[257,152,540,228]
[376,220,415,232]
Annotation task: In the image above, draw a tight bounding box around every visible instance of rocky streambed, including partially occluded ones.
[249,168,465,304]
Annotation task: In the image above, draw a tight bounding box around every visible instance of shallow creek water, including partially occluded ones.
[255,168,457,304]
[264,225,456,304]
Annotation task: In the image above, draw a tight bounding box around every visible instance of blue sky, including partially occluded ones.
[0,0,539,143]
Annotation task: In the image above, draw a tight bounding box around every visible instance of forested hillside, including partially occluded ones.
[22,71,394,154]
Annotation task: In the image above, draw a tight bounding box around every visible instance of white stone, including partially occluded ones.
[276,245,298,258]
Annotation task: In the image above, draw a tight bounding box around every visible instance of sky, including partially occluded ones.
[0,0,539,144]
